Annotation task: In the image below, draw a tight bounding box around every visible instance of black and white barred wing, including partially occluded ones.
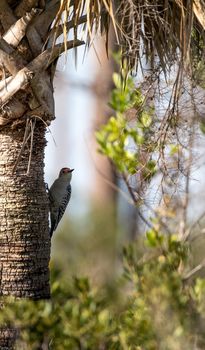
[56,184,72,229]
[49,184,72,237]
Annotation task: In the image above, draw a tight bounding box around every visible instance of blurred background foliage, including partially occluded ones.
[1,230,205,349]
[1,67,205,349]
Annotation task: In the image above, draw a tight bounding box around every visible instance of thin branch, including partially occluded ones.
[27,117,36,175]
[12,117,31,174]
[179,131,194,239]
[26,106,50,121]
[122,174,153,229]
[143,199,172,234]
[29,113,55,134]
[179,80,196,239]
[183,211,205,242]
[12,113,53,174]
[95,168,134,205]
[87,143,139,206]
[183,259,205,281]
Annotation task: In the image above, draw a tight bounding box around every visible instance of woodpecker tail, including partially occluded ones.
[49,211,58,238]
[49,227,54,238]
[49,220,56,238]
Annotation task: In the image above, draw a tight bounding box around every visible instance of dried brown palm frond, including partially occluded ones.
[51,0,113,57]
[52,0,205,75]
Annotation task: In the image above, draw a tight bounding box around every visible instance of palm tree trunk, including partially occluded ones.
[0,327,19,349]
[0,123,50,299]
[0,1,85,303]
[0,0,83,347]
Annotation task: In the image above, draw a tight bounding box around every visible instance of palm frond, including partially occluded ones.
[51,0,205,76]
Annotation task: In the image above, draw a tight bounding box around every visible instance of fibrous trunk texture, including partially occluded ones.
[0,327,18,350]
[0,123,50,299]
[0,0,85,347]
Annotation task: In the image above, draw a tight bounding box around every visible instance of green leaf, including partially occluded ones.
[146,230,164,247]
[141,112,152,128]
[112,72,122,89]
[169,144,179,155]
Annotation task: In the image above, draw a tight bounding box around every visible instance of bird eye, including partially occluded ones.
[62,168,68,173]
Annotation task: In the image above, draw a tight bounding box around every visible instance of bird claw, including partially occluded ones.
[45,183,49,192]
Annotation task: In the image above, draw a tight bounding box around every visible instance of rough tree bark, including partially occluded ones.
[0,0,85,347]
[0,124,50,299]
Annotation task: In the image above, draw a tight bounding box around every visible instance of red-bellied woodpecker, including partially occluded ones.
[49,167,74,237]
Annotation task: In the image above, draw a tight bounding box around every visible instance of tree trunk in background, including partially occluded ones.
[90,38,117,207]
[90,38,140,240]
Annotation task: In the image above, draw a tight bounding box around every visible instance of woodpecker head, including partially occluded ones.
[59,167,74,181]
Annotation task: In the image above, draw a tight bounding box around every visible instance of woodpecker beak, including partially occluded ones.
[69,169,74,172]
